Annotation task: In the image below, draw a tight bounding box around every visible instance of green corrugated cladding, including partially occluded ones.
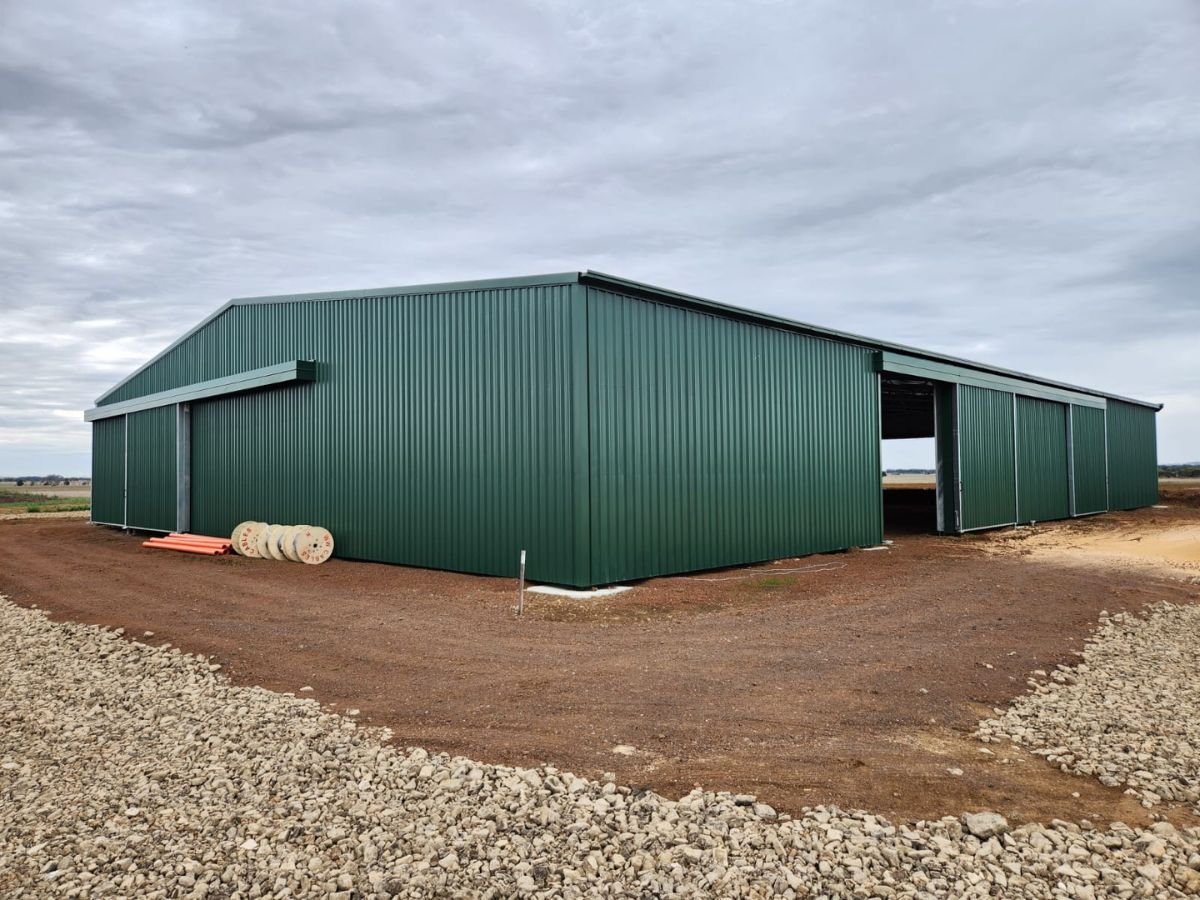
[957,385,1017,530]
[1071,405,1108,515]
[1107,400,1158,510]
[125,406,177,531]
[186,285,585,584]
[585,287,882,584]
[1016,396,1070,524]
[91,416,125,525]
[91,274,1161,582]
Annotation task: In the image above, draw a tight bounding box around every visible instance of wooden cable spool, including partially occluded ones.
[230,521,257,556]
[264,524,288,561]
[280,525,302,562]
[293,525,334,565]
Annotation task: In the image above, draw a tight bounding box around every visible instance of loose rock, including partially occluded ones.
[0,595,1197,899]
[962,811,1009,839]
[978,603,1200,814]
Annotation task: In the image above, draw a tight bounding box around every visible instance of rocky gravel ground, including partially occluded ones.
[979,602,1200,817]
[3,596,1200,899]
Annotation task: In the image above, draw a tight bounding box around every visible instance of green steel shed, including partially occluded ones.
[86,271,1161,587]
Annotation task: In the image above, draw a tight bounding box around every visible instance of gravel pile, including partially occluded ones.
[978,602,1200,816]
[3,596,1200,899]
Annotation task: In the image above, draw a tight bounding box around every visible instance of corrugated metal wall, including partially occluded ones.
[585,287,882,585]
[1071,405,1108,515]
[957,385,1017,530]
[91,416,125,525]
[125,406,177,531]
[93,275,1161,582]
[187,285,586,585]
[1016,396,1070,524]
[1107,400,1158,510]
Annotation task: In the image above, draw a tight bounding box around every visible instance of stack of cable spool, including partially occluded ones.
[230,521,334,565]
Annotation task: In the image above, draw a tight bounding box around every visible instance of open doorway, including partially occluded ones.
[881,375,937,535]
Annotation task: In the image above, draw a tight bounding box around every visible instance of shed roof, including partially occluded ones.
[94,270,1162,410]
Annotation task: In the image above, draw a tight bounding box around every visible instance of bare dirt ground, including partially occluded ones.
[0,509,91,522]
[881,474,936,488]
[0,484,1196,829]
[987,484,1200,581]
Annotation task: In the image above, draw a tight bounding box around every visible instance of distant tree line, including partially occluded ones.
[1160,464,1200,478]
[5,474,89,487]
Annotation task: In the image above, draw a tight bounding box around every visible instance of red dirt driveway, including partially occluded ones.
[2,487,1197,826]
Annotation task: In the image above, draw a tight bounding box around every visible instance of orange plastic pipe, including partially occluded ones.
[142,546,225,555]
[142,540,228,554]
[145,549,225,556]
[144,538,225,547]
[145,540,226,547]
[168,533,231,544]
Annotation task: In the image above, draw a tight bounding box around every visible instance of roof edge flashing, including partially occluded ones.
[90,268,1160,413]
[229,271,582,306]
[579,270,1161,411]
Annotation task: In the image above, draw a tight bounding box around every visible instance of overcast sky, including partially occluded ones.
[2,0,1198,475]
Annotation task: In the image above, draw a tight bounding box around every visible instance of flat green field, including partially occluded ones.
[0,481,91,513]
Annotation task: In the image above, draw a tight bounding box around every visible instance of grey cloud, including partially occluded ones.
[0,66,105,120]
